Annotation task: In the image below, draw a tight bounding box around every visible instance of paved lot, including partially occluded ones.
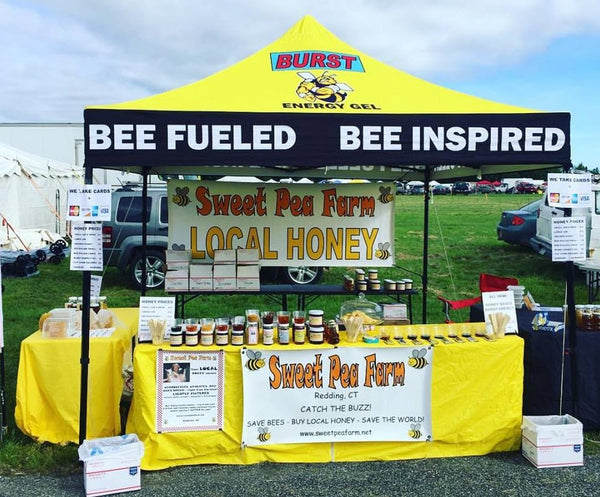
[0,451,598,497]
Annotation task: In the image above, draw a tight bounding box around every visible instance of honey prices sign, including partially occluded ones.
[241,347,432,446]
[167,180,395,266]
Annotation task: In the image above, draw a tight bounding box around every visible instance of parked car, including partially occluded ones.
[431,184,451,195]
[103,185,323,289]
[496,199,543,247]
[496,183,510,193]
[395,181,407,194]
[514,182,538,194]
[475,184,495,194]
[451,181,471,195]
[409,185,425,195]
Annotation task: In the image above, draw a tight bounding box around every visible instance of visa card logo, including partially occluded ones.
[271,51,364,72]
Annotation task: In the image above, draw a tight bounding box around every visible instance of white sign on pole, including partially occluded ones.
[69,223,103,271]
[156,349,224,432]
[66,184,112,221]
[551,216,587,262]
[546,173,592,208]
[137,296,176,342]
[90,275,102,298]
[481,291,519,336]
[241,346,432,446]
[167,180,395,267]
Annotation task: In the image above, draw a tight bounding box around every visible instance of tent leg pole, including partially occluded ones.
[141,170,149,296]
[79,165,94,445]
[422,168,431,324]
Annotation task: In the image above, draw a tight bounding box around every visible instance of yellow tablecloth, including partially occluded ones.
[15,308,139,444]
[127,323,524,470]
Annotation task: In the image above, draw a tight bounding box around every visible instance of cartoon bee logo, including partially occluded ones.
[408,423,422,439]
[245,350,266,371]
[375,242,391,260]
[171,186,190,207]
[257,426,271,442]
[296,71,353,103]
[378,186,394,204]
[408,348,429,369]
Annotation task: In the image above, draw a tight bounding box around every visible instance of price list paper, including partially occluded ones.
[69,223,103,271]
[137,296,175,342]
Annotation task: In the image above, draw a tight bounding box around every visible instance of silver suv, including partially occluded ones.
[102,185,323,289]
[102,186,169,289]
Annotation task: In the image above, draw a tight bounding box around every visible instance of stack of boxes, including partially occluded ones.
[165,249,191,292]
[165,248,260,292]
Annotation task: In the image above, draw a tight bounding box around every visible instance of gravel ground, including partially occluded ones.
[0,452,597,497]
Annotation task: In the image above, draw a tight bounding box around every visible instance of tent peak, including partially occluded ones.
[283,15,343,43]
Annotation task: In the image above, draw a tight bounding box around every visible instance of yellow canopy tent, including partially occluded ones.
[84,15,570,180]
[78,16,572,443]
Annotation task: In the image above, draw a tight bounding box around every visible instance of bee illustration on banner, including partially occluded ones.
[378,186,394,204]
[408,348,429,369]
[245,349,266,371]
[375,242,391,260]
[257,426,271,442]
[408,423,422,439]
[171,186,190,207]
[296,71,353,103]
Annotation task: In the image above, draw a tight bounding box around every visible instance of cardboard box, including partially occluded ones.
[213,249,236,264]
[522,415,583,468]
[189,264,213,291]
[237,264,260,291]
[165,249,191,271]
[164,269,189,292]
[78,434,145,496]
[213,263,236,291]
[236,248,260,265]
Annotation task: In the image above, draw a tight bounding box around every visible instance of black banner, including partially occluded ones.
[84,109,570,169]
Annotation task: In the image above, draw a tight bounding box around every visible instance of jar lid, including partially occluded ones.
[309,309,324,316]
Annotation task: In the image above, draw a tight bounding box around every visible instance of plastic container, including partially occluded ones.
[340,293,383,325]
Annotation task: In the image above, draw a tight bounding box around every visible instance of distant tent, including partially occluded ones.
[0,142,82,237]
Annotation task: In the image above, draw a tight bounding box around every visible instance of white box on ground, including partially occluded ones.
[237,264,260,291]
[236,248,260,265]
[214,249,236,264]
[189,264,213,291]
[213,263,236,290]
[78,434,145,496]
[164,269,189,292]
[165,249,191,271]
[521,414,583,468]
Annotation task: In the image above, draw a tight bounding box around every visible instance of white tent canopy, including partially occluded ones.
[0,142,82,238]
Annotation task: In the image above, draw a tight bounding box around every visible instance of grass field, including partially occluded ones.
[0,192,593,473]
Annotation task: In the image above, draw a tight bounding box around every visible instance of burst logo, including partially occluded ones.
[271,51,364,72]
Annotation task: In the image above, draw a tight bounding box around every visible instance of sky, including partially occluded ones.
[0,0,599,168]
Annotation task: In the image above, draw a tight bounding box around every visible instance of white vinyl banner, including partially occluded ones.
[241,346,432,446]
[167,180,395,267]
